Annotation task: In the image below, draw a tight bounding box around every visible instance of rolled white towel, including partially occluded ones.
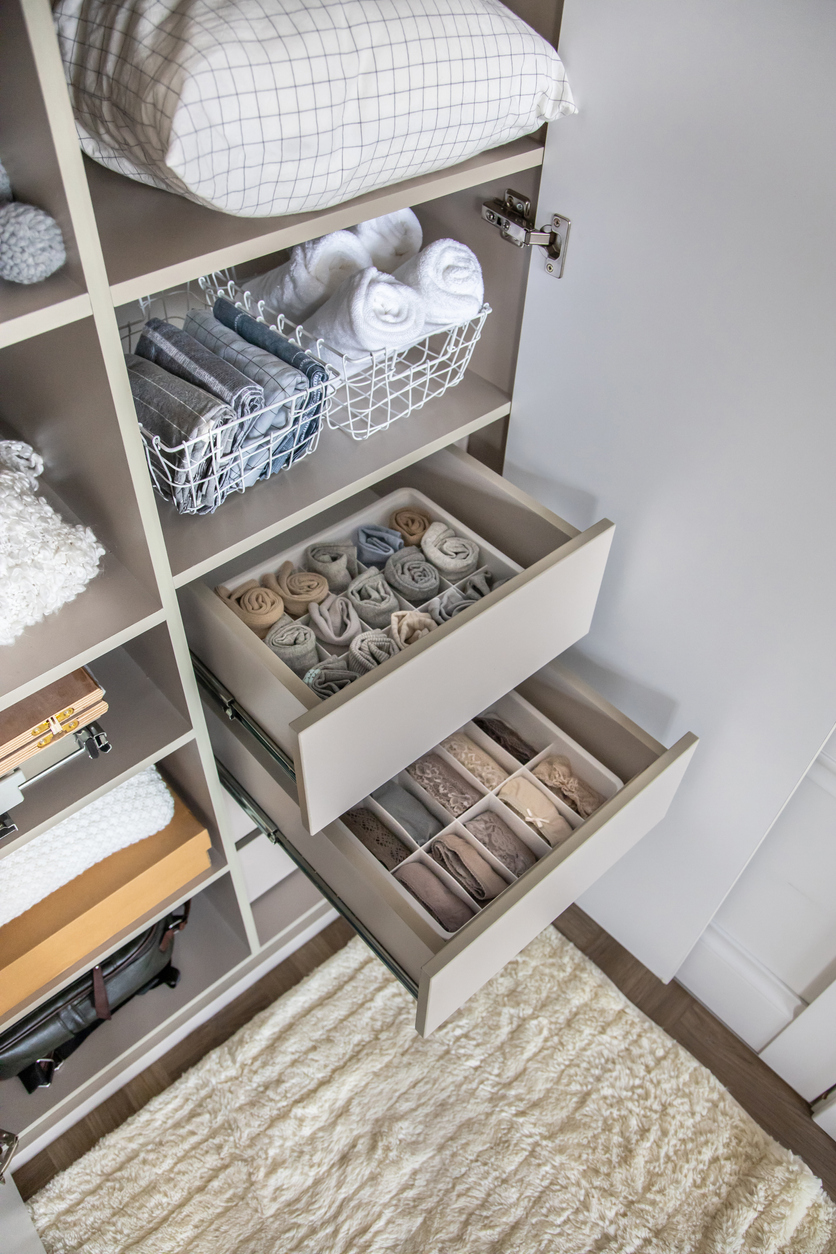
[395,238,484,331]
[350,209,423,274]
[305,267,426,363]
[242,230,373,323]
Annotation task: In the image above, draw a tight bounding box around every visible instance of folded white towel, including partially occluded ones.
[350,209,423,274]
[243,231,374,323]
[305,267,426,362]
[395,238,484,330]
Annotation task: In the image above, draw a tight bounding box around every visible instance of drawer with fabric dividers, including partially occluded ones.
[184,445,616,833]
[204,656,697,1035]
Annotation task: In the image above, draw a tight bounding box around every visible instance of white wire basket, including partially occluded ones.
[119,277,338,516]
[228,279,492,441]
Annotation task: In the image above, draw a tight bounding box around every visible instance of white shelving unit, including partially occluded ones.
[0,0,551,1170]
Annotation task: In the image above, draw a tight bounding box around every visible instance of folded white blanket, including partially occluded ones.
[305,268,426,361]
[395,238,484,330]
[0,767,175,927]
[243,231,373,323]
[350,210,423,274]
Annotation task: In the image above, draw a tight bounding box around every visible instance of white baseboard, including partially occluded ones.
[676,922,805,1052]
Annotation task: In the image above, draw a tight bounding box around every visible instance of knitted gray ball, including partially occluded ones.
[0,201,66,284]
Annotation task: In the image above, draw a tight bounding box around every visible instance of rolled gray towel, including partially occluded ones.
[384,545,440,605]
[308,592,364,646]
[305,542,358,592]
[356,524,404,568]
[303,661,358,699]
[347,629,401,674]
[372,780,443,846]
[420,521,480,579]
[264,616,319,676]
[346,568,400,628]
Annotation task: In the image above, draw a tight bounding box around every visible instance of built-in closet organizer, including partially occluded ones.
[205,659,697,1035]
[182,448,614,833]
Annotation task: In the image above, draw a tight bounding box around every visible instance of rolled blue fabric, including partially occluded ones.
[356,524,404,568]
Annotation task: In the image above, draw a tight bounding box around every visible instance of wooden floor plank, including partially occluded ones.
[13,910,836,1204]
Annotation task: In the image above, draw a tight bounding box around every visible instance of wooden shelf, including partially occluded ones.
[0,279,91,350]
[160,370,510,586]
[0,647,193,862]
[91,136,546,303]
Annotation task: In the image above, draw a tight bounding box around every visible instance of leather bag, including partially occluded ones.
[0,903,189,1092]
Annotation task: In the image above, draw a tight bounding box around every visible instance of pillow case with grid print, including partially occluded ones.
[54,0,576,219]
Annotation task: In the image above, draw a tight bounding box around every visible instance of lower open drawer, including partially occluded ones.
[205,658,697,1035]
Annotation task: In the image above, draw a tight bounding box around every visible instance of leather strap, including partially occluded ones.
[160,900,191,951]
[92,965,111,1020]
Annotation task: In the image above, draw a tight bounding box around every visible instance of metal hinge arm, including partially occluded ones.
[482,189,571,277]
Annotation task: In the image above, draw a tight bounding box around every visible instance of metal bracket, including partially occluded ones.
[482,189,571,277]
[192,652,296,784]
[0,1128,19,1184]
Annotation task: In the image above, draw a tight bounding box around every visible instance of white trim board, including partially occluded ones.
[676,922,805,1053]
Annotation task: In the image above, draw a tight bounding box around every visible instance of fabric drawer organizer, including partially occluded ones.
[210,485,522,705]
[118,282,339,516]
[334,690,623,939]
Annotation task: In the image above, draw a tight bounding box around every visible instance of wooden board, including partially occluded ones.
[0,791,211,1017]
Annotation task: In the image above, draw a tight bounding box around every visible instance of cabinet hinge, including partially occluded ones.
[481,189,570,277]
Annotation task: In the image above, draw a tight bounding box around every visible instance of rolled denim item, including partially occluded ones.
[389,506,432,545]
[267,562,329,617]
[465,811,537,877]
[533,755,605,818]
[420,521,480,579]
[407,752,482,817]
[215,579,284,637]
[347,629,401,674]
[429,831,506,902]
[355,524,403,568]
[393,861,475,932]
[305,542,358,592]
[371,780,443,846]
[341,807,410,870]
[390,609,435,647]
[497,777,573,847]
[307,592,364,647]
[384,546,440,605]
[136,318,264,420]
[303,661,358,700]
[346,568,400,628]
[264,616,319,676]
[474,715,537,765]
[441,732,507,789]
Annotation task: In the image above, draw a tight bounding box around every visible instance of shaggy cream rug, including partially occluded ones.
[29,929,836,1254]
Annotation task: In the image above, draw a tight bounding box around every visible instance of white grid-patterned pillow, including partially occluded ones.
[54,0,576,218]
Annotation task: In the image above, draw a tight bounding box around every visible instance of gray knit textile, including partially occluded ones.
[383,546,440,605]
[307,593,364,647]
[264,616,320,676]
[346,568,400,628]
[0,201,66,284]
[371,780,443,846]
[346,630,401,674]
[305,542,358,592]
[303,661,358,700]
[420,521,480,579]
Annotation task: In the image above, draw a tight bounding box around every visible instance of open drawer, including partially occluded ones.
[204,657,697,1035]
[182,446,614,832]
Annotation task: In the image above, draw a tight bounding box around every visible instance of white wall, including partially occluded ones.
[506,0,836,979]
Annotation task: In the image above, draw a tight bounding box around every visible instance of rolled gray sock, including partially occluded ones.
[384,546,440,605]
[264,616,320,676]
[303,661,358,699]
[347,629,401,674]
[346,568,400,628]
[305,542,358,592]
[420,521,480,579]
[308,592,364,646]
